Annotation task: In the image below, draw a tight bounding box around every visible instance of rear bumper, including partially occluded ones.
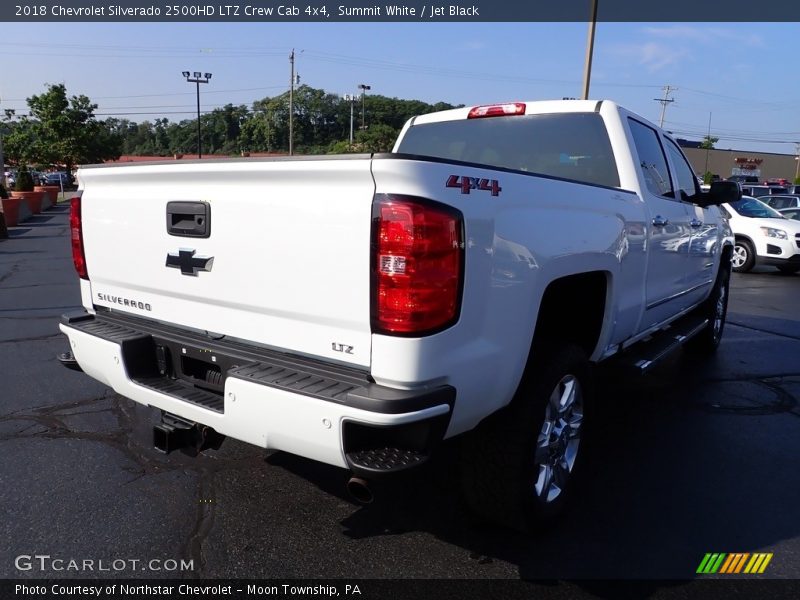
[60,310,454,472]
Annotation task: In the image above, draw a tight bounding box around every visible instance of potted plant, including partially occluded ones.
[0,180,24,227]
[9,167,44,216]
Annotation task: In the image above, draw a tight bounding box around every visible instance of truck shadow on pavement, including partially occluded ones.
[268,347,799,583]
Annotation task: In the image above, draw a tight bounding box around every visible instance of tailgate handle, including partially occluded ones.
[166,201,210,238]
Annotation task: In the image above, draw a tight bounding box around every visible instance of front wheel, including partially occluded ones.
[686,258,731,354]
[732,240,755,273]
[460,344,590,531]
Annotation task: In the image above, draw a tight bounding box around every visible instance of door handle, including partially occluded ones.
[652,216,669,227]
[689,219,703,229]
[166,201,210,238]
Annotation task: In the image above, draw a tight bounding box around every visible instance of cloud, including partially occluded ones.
[642,26,763,48]
[609,42,691,73]
[605,25,764,74]
[461,41,487,51]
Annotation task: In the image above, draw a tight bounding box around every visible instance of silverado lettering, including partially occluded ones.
[96,293,152,311]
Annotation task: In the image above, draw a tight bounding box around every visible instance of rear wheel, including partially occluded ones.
[460,344,590,531]
[732,240,755,273]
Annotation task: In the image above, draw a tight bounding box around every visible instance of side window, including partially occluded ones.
[664,138,700,202]
[628,118,674,198]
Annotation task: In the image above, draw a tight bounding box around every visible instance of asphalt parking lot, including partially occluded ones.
[1,207,798,589]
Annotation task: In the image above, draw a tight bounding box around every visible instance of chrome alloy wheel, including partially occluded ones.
[534,374,584,503]
[732,245,748,269]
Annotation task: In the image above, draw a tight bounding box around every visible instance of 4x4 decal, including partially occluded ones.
[446,175,502,197]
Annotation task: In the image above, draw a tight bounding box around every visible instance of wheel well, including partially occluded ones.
[532,272,608,358]
[734,234,754,247]
[720,243,734,262]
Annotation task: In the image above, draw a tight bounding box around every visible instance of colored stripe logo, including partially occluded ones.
[697,552,773,574]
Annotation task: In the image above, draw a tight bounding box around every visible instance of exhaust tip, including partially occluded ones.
[346,476,374,504]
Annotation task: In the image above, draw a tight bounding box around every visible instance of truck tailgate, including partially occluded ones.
[78,157,375,368]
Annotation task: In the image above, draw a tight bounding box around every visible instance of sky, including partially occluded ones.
[1,21,799,155]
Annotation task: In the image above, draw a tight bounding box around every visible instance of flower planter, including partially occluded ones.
[35,185,61,209]
[9,190,44,215]
[0,197,23,227]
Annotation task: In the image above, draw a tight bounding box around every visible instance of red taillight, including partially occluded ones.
[371,195,463,335]
[70,196,88,279]
[467,102,526,119]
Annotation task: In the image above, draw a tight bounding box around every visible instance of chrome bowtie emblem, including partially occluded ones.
[166,248,214,276]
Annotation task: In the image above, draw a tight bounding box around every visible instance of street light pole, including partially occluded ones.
[289,49,295,156]
[358,84,371,130]
[182,71,212,158]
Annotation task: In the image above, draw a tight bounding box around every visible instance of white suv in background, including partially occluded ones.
[721,196,800,274]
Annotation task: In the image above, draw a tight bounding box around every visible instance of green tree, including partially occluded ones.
[353,124,400,153]
[700,135,719,150]
[3,84,122,172]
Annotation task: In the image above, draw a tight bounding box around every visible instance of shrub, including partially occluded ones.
[0,183,8,199]
[14,168,35,192]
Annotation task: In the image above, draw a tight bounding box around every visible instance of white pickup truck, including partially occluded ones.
[59,100,738,530]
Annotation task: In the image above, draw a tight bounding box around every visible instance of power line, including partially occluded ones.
[668,129,799,145]
[2,85,288,102]
[0,40,664,91]
[663,119,800,137]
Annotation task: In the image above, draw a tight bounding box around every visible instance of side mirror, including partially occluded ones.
[696,180,741,207]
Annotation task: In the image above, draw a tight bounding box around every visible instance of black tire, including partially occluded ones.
[732,239,755,273]
[460,344,590,532]
[685,257,731,354]
[776,265,800,274]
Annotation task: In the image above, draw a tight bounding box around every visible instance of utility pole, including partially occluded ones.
[0,131,4,188]
[794,143,800,183]
[654,85,676,128]
[581,0,598,100]
[182,71,212,159]
[289,49,295,156]
[266,111,271,152]
[344,94,355,145]
[704,112,712,176]
[0,99,5,188]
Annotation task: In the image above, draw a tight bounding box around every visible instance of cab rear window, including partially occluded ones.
[396,113,620,188]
